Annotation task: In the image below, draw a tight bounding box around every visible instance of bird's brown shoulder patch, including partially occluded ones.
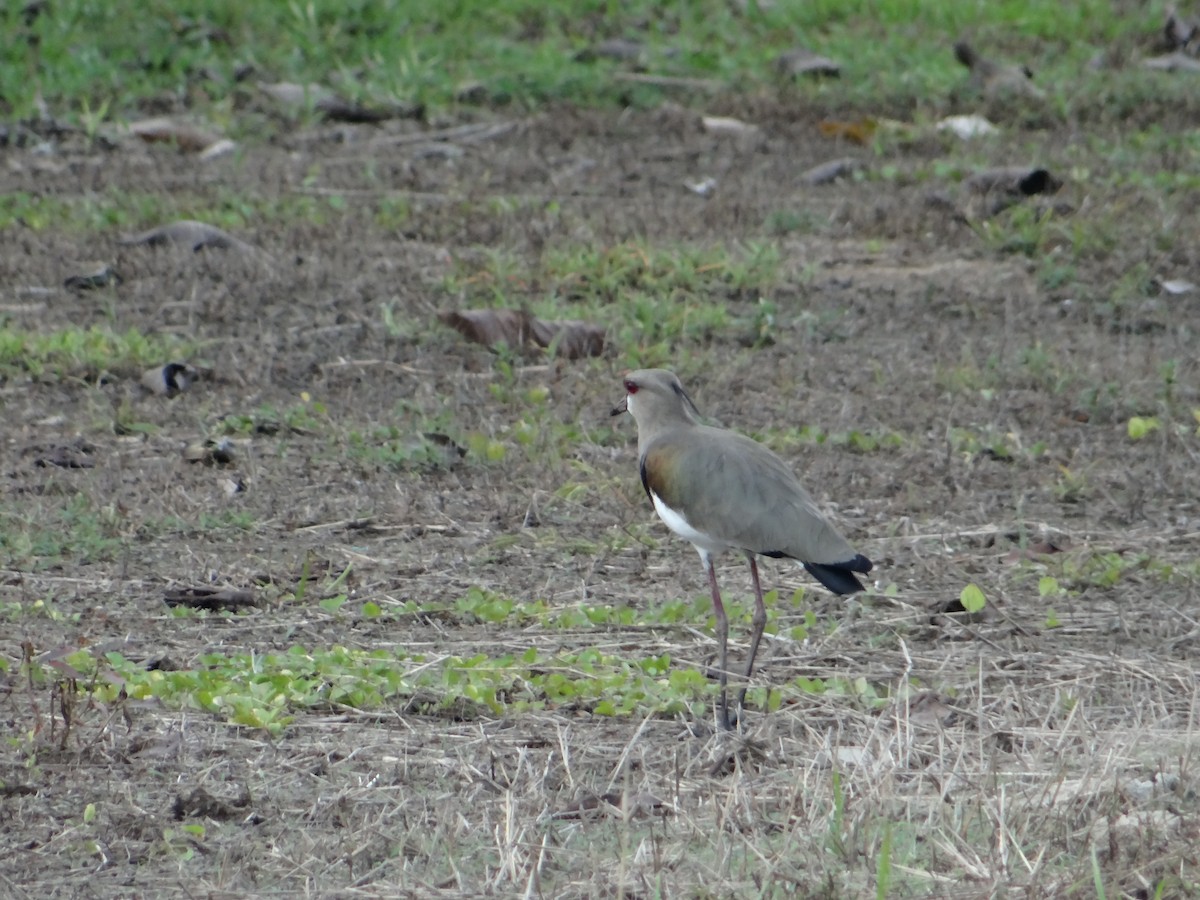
[639,444,679,505]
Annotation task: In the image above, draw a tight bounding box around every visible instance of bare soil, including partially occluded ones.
[2,101,1199,897]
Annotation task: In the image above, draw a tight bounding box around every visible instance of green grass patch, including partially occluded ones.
[0,325,192,382]
[17,633,896,736]
[391,584,822,642]
[759,424,906,455]
[444,239,782,362]
[7,0,1195,121]
[0,187,351,234]
[0,496,125,571]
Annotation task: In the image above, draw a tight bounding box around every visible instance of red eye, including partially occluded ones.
[624,379,638,394]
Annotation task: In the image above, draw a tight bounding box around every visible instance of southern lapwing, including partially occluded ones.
[612,368,872,730]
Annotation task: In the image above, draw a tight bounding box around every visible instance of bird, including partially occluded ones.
[612,368,872,730]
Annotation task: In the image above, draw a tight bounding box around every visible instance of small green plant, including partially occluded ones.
[0,326,192,381]
[960,583,987,614]
[1127,416,1160,440]
[1053,466,1090,503]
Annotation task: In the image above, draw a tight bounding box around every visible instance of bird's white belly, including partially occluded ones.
[651,491,732,558]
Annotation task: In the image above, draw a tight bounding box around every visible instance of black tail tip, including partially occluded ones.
[804,556,873,596]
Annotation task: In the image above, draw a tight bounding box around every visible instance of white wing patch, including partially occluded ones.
[651,490,732,559]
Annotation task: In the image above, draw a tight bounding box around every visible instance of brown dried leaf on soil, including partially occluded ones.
[31,439,96,469]
[439,309,605,359]
[163,587,258,612]
[550,791,667,820]
[701,115,760,139]
[128,117,226,153]
[173,785,253,821]
[1002,539,1067,564]
[182,438,236,466]
[119,219,256,253]
[817,119,876,144]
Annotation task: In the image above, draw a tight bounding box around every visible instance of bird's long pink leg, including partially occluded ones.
[705,553,732,731]
[736,553,769,719]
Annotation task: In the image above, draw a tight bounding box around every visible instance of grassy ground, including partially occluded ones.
[3,1,1200,897]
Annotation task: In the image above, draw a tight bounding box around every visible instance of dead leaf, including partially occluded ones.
[198,139,236,161]
[953,41,1044,99]
[183,438,236,466]
[63,263,121,291]
[455,81,489,104]
[801,157,864,185]
[575,39,644,64]
[163,587,258,612]
[438,309,605,359]
[817,119,876,144]
[701,115,760,138]
[1002,539,1067,564]
[903,691,960,727]
[438,309,535,349]
[683,176,718,196]
[416,432,467,469]
[774,47,840,78]
[119,220,254,253]
[550,791,666,820]
[173,785,252,820]
[1142,51,1200,72]
[529,318,606,359]
[1158,278,1197,295]
[937,114,998,139]
[221,477,246,498]
[32,439,96,469]
[129,117,227,154]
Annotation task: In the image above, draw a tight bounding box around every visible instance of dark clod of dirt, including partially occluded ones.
[801,157,865,185]
[256,81,423,122]
[31,439,96,469]
[182,438,236,466]
[961,166,1063,218]
[173,785,254,821]
[63,263,121,291]
[965,166,1062,197]
[929,595,996,625]
[163,587,258,612]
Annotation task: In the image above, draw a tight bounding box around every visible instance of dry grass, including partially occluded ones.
[2,98,1199,897]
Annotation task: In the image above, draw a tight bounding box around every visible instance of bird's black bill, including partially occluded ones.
[610,397,628,416]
